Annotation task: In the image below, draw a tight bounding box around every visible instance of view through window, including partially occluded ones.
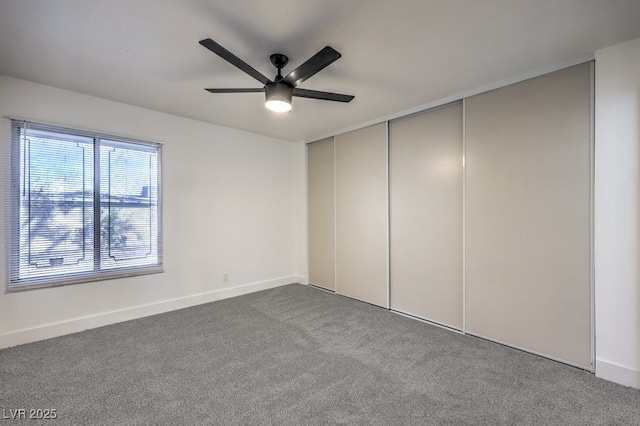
[9,121,162,290]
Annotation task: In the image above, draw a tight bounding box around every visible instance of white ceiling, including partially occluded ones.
[1,0,639,142]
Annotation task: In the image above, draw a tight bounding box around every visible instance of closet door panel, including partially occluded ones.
[389,102,463,328]
[465,63,592,368]
[335,123,388,307]
[307,138,335,291]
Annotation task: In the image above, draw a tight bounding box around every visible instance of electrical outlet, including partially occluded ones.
[222,273,229,283]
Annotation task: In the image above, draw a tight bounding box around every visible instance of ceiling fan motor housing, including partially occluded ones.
[265,82,293,111]
[266,82,292,99]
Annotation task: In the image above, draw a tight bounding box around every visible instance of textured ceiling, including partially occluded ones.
[1,0,640,142]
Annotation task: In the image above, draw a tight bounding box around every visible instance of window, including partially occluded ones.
[9,120,162,291]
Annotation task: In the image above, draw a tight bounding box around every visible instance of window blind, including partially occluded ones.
[8,119,163,291]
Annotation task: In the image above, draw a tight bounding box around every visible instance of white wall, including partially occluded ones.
[595,37,640,389]
[0,76,303,348]
[295,143,308,285]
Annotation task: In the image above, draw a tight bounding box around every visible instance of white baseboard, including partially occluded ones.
[596,359,640,389]
[295,275,308,284]
[0,276,296,350]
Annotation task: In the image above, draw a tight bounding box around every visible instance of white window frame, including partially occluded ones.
[8,119,163,292]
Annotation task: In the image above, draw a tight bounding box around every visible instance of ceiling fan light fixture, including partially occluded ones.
[200,39,353,110]
[265,83,292,113]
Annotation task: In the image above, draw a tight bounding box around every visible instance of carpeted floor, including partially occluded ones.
[1,283,639,425]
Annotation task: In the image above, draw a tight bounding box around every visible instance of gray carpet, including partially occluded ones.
[1,284,639,425]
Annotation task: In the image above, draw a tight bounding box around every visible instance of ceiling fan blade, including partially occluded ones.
[283,46,341,87]
[199,38,272,85]
[292,88,354,102]
[205,88,265,93]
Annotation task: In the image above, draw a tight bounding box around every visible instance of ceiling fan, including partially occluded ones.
[199,38,354,112]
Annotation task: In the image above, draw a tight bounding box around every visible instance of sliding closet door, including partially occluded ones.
[465,63,592,368]
[335,123,388,307]
[389,102,463,329]
[308,138,335,291]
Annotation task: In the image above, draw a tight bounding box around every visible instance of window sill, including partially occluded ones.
[6,266,164,293]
